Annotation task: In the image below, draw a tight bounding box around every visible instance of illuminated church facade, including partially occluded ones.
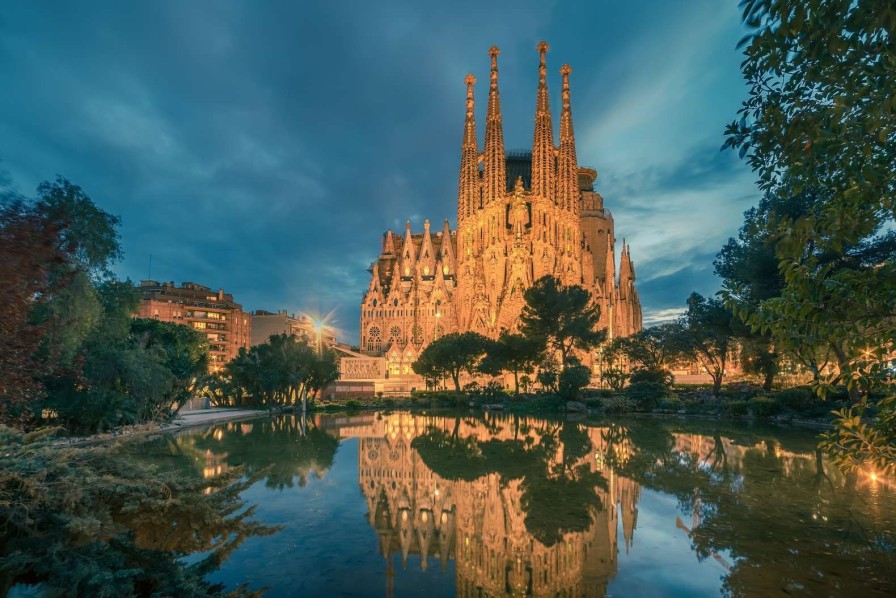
[359,43,642,376]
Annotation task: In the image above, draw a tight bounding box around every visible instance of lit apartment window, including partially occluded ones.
[193,321,207,330]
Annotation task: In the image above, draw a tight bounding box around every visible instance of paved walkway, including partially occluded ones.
[166,408,268,429]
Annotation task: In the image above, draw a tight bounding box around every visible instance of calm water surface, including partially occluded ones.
[126,412,896,596]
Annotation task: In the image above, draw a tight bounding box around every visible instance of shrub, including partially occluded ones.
[625,381,671,411]
[482,381,507,402]
[345,400,362,410]
[771,386,815,410]
[656,397,682,412]
[724,400,749,416]
[558,359,591,401]
[601,396,637,414]
[683,400,717,415]
[748,396,783,417]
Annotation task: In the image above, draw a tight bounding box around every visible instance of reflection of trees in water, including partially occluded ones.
[413,417,607,547]
[601,418,896,595]
[348,413,896,596]
[163,415,340,490]
[346,412,623,597]
[1,428,278,596]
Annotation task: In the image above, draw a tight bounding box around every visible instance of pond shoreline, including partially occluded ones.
[53,408,270,447]
[51,401,836,448]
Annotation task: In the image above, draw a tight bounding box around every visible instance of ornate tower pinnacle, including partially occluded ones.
[531,41,554,199]
[458,73,479,226]
[558,63,579,213]
[483,45,506,207]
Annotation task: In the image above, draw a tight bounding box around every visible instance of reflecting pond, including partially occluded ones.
[124,413,896,596]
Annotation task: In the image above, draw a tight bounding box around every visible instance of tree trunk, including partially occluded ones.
[831,342,862,402]
[712,372,723,398]
[452,371,461,394]
[513,370,520,396]
[762,369,774,392]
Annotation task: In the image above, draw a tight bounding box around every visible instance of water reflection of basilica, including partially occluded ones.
[322,413,641,598]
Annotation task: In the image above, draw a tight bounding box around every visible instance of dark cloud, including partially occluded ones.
[0,0,757,339]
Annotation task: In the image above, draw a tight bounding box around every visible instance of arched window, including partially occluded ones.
[367,326,382,352]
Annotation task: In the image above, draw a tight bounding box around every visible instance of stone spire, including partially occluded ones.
[440,219,456,276]
[531,41,555,199]
[482,46,506,207]
[401,220,416,277]
[382,230,396,255]
[557,64,579,213]
[619,241,635,300]
[458,73,479,225]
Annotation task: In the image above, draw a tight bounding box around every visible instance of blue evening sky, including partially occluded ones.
[0,1,757,342]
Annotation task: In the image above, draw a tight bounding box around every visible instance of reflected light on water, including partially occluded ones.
[125,412,896,596]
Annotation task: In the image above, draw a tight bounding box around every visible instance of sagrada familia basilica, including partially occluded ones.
[358,43,642,378]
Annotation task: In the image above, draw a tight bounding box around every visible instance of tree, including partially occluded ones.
[479,331,545,395]
[520,276,606,365]
[617,323,683,379]
[557,357,591,402]
[725,0,896,472]
[0,201,70,427]
[412,332,491,393]
[223,334,339,411]
[599,338,629,392]
[674,293,738,398]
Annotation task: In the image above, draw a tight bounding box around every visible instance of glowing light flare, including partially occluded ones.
[301,307,341,343]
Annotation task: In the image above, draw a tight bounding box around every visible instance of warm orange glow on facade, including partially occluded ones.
[360,43,642,371]
[137,280,251,372]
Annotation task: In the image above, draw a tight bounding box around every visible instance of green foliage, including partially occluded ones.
[675,294,738,397]
[413,419,606,546]
[413,332,492,393]
[479,331,545,395]
[615,324,684,373]
[724,400,750,417]
[0,425,276,595]
[656,397,682,412]
[629,367,674,386]
[520,276,606,365]
[535,356,560,393]
[35,176,122,280]
[601,395,637,414]
[725,0,896,472]
[771,387,815,411]
[748,396,783,418]
[224,334,339,410]
[558,358,591,401]
[0,178,211,435]
[625,381,672,411]
[44,300,209,434]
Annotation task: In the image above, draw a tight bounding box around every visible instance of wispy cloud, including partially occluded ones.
[0,0,758,343]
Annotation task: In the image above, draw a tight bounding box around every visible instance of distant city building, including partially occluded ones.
[251,309,338,347]
[137,280,251,372]
[358,43,642,386]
